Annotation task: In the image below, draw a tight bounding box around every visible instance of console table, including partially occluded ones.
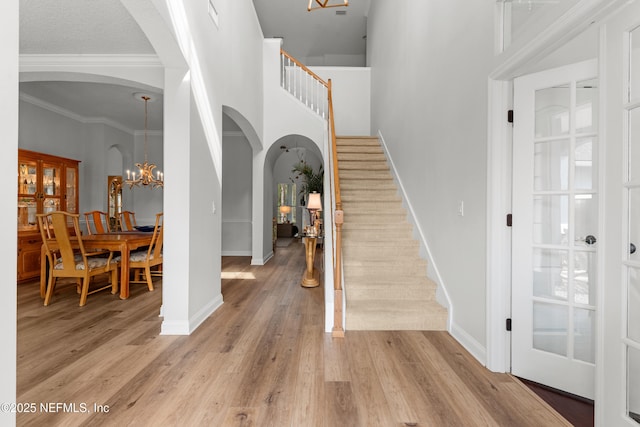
[301,236,319,288]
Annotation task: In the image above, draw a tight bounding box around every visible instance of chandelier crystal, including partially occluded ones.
[125,93,164,189]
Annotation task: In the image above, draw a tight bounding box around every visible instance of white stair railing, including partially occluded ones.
[280,50,328,119]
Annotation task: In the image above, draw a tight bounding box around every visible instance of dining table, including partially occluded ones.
[40,231,154,300]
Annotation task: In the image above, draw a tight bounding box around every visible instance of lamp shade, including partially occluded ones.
[307,192,322,210]
[279,205,291,214]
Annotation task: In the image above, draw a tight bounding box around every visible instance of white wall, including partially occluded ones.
[368,1,494,355]
[305,53,366,67]
[1,1,18,424]
[222,133,253,256]
[310,67,371,136]
[189,94,222,324]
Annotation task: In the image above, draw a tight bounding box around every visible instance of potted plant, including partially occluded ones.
[291,161,323,206]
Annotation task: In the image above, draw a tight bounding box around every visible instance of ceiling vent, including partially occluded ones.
[336,10,347,15]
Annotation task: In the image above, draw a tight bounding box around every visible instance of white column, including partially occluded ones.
[161,67,192,334]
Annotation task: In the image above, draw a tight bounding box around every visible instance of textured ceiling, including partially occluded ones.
[253,0,370,64]
[20,0,155,54]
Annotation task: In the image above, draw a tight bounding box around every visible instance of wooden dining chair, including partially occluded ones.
[37,211,119,306]
[84,210,111,235]
[129,213,163,291]
[120,210,137,231]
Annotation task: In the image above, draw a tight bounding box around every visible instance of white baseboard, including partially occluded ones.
[222,250,252,256]
[251,251,273,266]
[160,293,224,335]
[451,321,487,366]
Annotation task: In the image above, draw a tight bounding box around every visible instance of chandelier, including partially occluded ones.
[307,0,348,11]
[125,93,164,189]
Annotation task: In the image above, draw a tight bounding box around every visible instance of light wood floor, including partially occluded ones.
[17,243,571,426]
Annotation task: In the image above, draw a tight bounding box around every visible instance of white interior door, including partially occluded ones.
[600,2,640,424]
[512,59,598,400]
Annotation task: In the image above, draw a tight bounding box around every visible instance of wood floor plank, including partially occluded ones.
[16,243,574,426]
[344,332,397,426]
[367,332,422,423]
[323,334,351,382]
[325,381,361,427]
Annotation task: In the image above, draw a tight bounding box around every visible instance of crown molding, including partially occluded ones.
[20,92,135,135]
[19,54,162,68]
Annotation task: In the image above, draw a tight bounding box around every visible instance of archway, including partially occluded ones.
[262,134,323,261]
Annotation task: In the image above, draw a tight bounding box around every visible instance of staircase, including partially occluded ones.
[337,136,448,330]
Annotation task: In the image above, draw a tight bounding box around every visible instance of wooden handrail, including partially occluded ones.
[327,80,344,338]
[281,49,329,88]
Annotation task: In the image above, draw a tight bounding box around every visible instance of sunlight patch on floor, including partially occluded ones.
[221,272,256,280]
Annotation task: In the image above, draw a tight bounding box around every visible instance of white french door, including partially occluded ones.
[512,59,598,400]
[600,2,640,424]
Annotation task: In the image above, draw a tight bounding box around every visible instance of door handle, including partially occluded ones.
[631,243,636,255]
[576,235,597,245]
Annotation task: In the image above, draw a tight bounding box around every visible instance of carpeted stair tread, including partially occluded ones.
[338,153,387,161]
[340,181,397,191]
[336,137,381,145]
[339,170,394,180]
[339,161,390,170]
[346,300,447,331]
[338,136,447,331]
[346,284,438,301]
[341,190,400,201]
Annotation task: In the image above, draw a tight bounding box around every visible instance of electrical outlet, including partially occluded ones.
[458,200,464,217]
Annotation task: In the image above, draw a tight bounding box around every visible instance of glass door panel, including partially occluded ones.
[576,78,598,133]
[575,137,595,189]
[533,139,569,191]
[66,167,78,214]
[17,197,37,231]
[629,108,640,181]
[532,248,568,300]
[574,308,595,363]
[42,163,60,197]
[630,26,640,102]
[629,268,640,343]
[535,85,570,138]
[533,195,568,244]
[18,160,37,196]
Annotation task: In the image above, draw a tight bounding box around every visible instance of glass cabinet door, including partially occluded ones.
[18,160,37,197]
[66,166,78,214]
[18,160,38,230]
[42,163,61,215]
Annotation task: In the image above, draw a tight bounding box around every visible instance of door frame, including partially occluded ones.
[486,0,629,419]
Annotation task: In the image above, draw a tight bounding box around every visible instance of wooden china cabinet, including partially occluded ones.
[17,149,79,282]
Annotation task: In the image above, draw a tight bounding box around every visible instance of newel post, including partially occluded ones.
[332,208,345,338]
